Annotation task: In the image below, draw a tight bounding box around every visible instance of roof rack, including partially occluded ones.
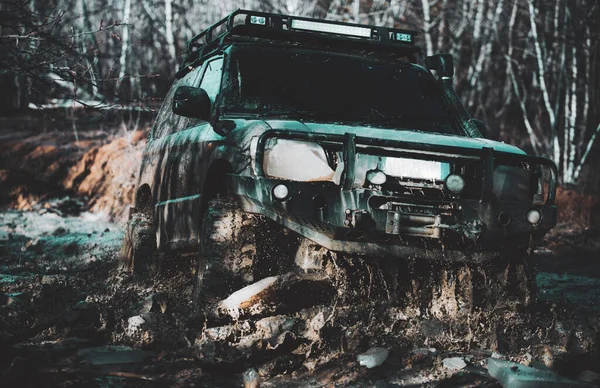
[177,9,421,76]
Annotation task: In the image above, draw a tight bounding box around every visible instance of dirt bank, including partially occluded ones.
[0,113,148,223]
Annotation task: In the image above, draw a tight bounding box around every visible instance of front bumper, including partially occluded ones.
[228,175,556,261]
[227,129,558,261]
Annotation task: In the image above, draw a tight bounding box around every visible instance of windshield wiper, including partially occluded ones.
[226,110,352,123]
[356,115,415,129]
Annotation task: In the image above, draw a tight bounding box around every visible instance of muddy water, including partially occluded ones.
[1,210,599,387]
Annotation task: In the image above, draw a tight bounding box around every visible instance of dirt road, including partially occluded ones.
[1,205,599,387]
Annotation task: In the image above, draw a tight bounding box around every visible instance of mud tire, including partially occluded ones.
[120,213,157,275]
[194,196,261,307]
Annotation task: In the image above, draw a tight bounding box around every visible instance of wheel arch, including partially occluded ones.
[202,159,233,205]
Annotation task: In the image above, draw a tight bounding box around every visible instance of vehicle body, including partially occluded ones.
[124,10,558,281]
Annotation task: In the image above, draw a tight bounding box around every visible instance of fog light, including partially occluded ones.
[366,170,387,185]
[445,174,465,194]
[527,209,541,225]
[272,184,289,200]
[498,212,511,226]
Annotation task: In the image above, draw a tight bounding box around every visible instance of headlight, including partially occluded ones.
[366,169,387,185]
[263,140,335,182]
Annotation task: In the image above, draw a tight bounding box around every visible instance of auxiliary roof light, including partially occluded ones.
[250,15,266,25]
[395,33,412,43]
[445,174,465,194]
[290,19,372,38]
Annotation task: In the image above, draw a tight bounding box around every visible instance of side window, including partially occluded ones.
[151,79,181,140]
[152,66,205,139]
[199,57,224,105]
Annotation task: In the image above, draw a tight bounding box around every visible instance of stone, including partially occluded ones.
[52,227,68,236]
[217,272,333,319]
[578,370,600,385]
[77,346,152,365]
[243,368,260,388]
[443,357,467,370]
[126,313,157,347]
[21,237,43,253]
[357,347,389,368]
[487,358,591,388]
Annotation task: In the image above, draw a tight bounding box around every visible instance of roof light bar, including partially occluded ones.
[179,10,422,77]
[291,19,372,38]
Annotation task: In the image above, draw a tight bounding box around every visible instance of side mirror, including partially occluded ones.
[470,118,488,137]
[173,86,211,120]
[426,54,454,80]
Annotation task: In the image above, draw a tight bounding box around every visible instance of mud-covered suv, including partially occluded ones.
[121,10,557,306]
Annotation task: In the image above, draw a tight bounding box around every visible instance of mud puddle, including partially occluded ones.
[1,207,600,387]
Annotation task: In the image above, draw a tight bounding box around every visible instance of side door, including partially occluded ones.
[159,56,225,249]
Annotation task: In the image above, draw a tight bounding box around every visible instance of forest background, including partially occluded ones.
[1,0,599,189]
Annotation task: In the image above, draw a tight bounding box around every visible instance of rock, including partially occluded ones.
[304,311,325,342]
[63,241,79,254]
[443,357,467,370]
[0,274,23,284]
[52,227,68,236]
[413,348,436,355]
[492,351,505,359]
[137,292,168,314]
[578,370,600,385]
[77,346,152,366]
[295,238,328,271]
[357,347,389,369]
[420,319,446,337]
[542,345,570,372]
[21,237,43,252]
[40,274,67,286]
[127,315,149,336]
[243,368,260,388]
[217,272,333,319]
[404,348,436,368]
[5,292,24,305]
[126,314,157,346]
[219,276,278,317]
[487,358,591,388]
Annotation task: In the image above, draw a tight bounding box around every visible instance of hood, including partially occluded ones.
[255,119,526,155]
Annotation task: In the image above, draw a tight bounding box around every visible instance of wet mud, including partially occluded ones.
[1,205,599,387]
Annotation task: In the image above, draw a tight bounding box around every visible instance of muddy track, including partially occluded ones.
[2,208,600,386]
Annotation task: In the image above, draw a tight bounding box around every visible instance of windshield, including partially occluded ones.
[222,46,462,135]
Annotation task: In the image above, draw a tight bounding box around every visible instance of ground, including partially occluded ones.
[1,114,599,387]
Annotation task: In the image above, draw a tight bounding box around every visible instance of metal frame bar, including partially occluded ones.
[188,9,420,53]
[179,9,421,75]
[254,130,558,204]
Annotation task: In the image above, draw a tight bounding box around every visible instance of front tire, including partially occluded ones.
[194,196,260,307]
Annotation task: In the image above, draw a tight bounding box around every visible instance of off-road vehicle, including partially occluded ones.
[121,10,557,310]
